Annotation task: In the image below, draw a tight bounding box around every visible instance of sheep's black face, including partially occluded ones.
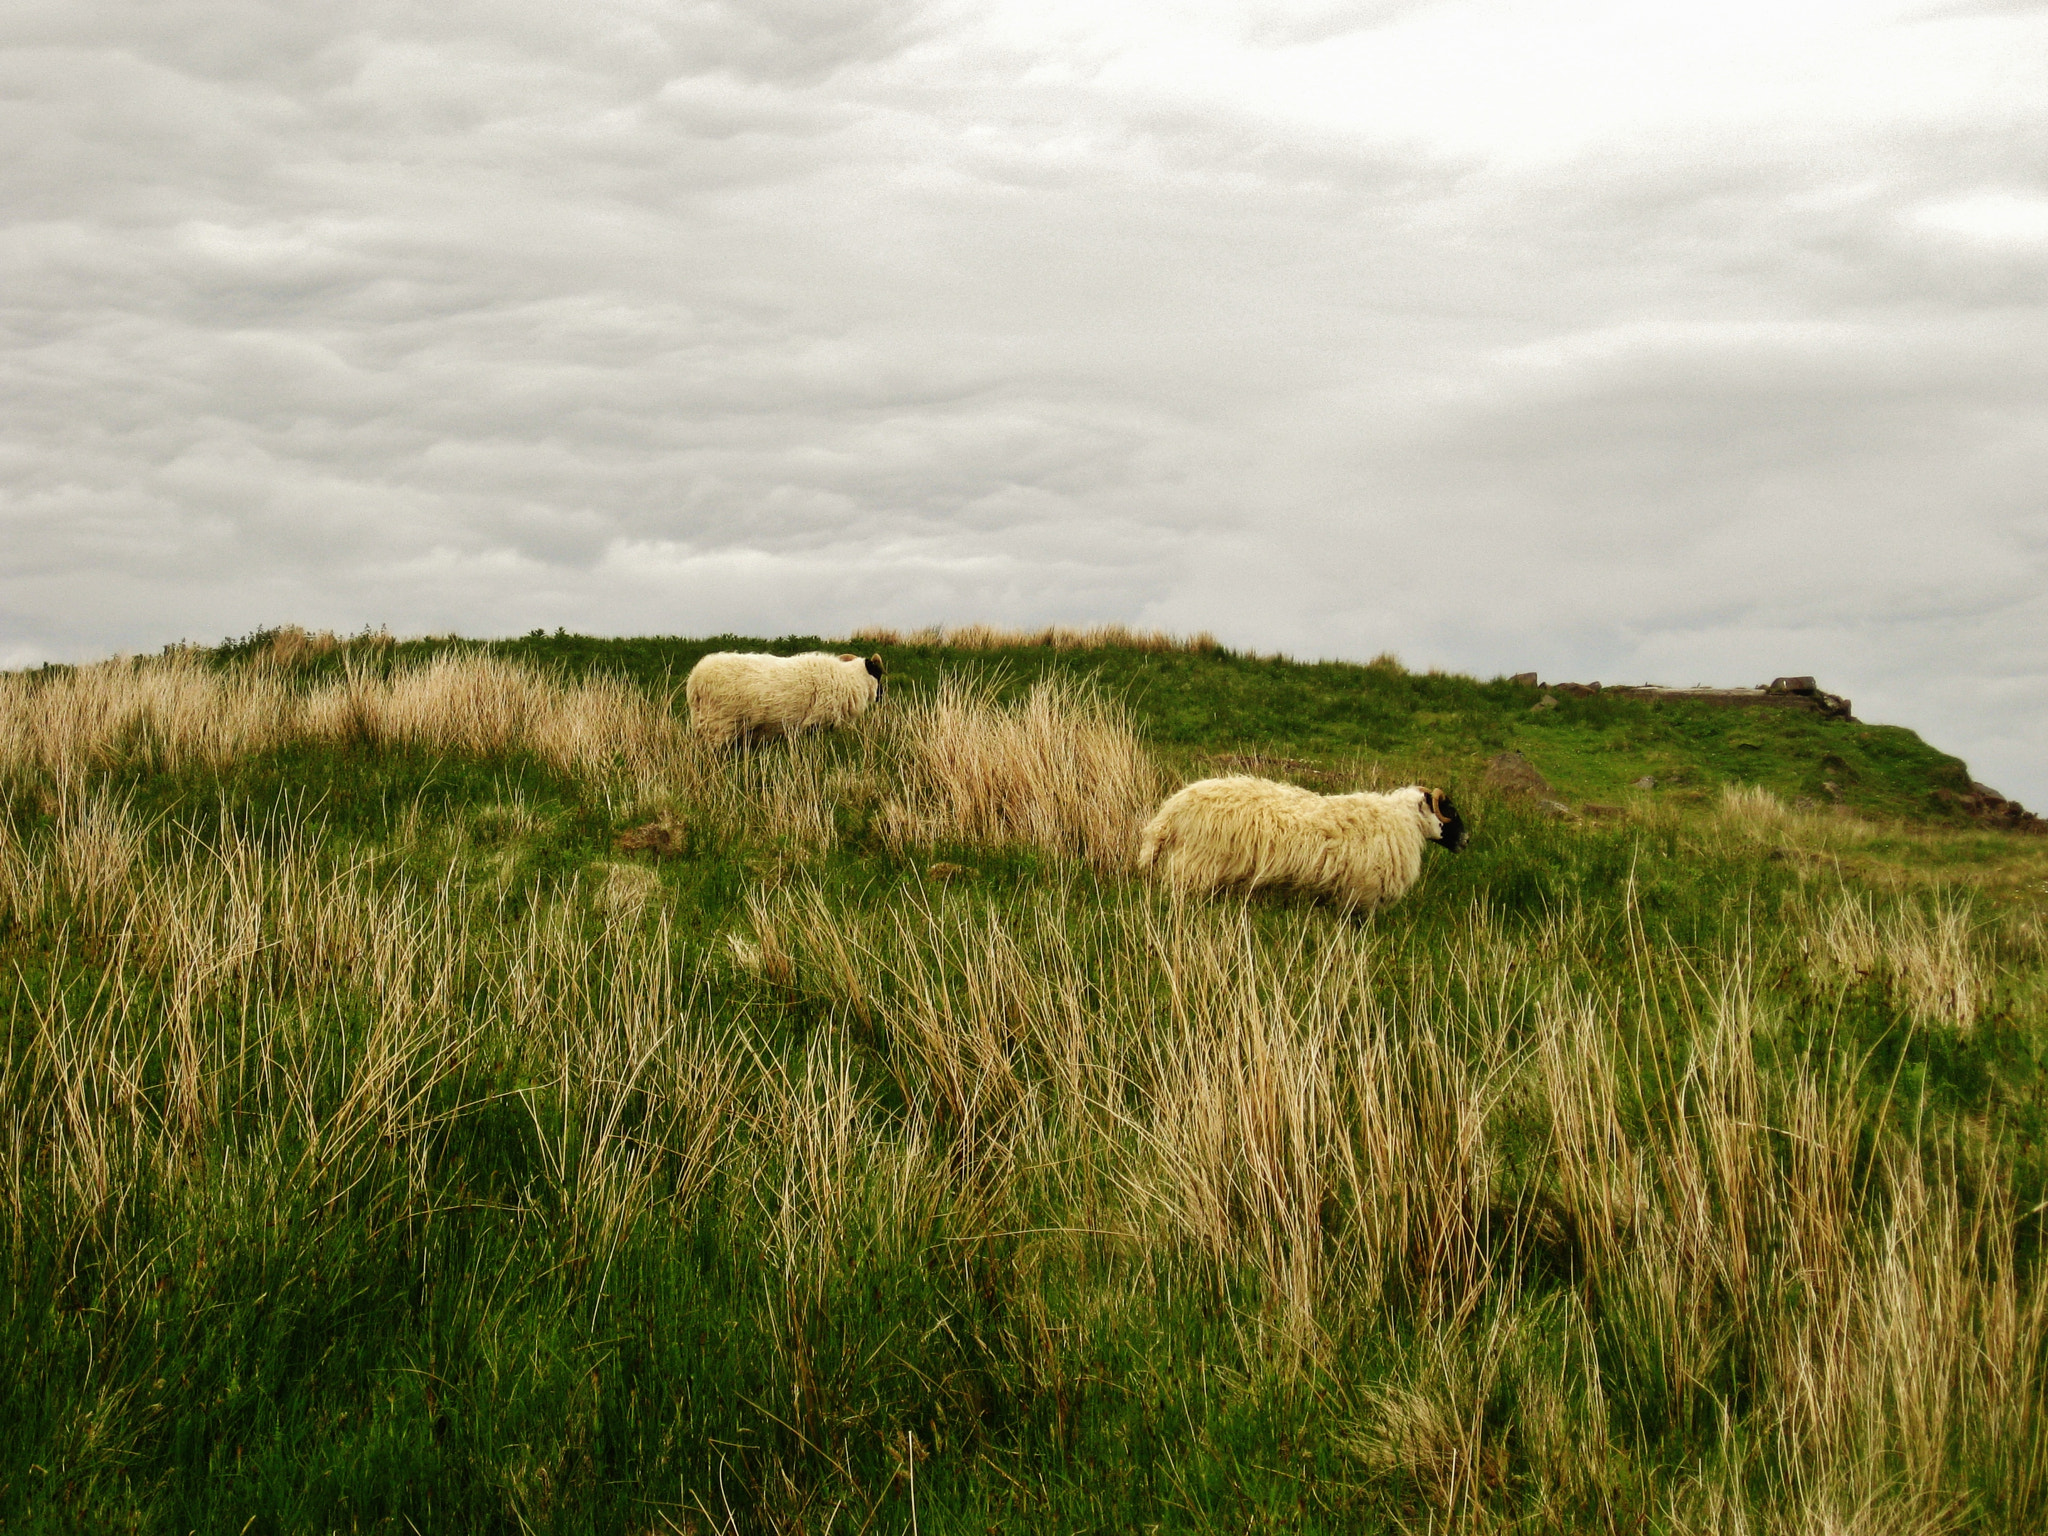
[1426,789,1468,852]
[866,653,886,702]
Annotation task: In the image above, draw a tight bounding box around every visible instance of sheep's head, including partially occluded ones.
[1422,787,1468,851]
[836,653,887,702]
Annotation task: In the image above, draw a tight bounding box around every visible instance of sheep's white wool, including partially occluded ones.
[686,651,880,749]
[1137,777,1448,910]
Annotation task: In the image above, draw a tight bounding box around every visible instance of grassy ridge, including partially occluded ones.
[2,633,2044,1533]
[232,628,1981,825]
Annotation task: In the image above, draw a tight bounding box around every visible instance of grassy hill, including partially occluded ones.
[3,630,2045,1533]
[219,624,2008,820]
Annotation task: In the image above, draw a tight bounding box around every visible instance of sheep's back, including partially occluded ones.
[1142,777,1320,890]
[686,652,872,746]
[1139,776,1429,907]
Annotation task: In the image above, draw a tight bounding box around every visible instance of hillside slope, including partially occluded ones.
[233,626,1996,827]
[2,629,2044,1534]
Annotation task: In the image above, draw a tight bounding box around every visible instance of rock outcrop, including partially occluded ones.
[1512,675,1854,720]
[1941,783,2046,833]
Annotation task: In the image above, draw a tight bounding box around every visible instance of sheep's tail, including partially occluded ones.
[1136,820,1168,873]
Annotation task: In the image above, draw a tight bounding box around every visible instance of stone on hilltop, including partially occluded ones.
[1485,750,1552,796]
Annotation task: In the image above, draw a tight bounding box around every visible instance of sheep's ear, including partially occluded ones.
[865,654,885,679]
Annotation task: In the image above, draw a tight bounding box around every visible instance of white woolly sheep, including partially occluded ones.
[1137,777,1466,910]
[685,651,885,751]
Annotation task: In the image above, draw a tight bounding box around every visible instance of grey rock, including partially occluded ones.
[1484,750,1552,796]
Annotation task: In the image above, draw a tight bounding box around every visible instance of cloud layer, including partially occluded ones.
[4,0,2046,797]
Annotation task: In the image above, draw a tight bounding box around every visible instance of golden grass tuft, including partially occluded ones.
[590,861,662,918]
[0,649,707,796]
[256,624,395,666]
[1812,892,1984,1029]
[878,673,1167,873]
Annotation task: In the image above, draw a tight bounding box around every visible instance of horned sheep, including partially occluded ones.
[685,650,885,750]
[1137,776,1466,910]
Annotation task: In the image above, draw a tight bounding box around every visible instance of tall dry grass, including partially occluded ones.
[740,876,2048,1518]
[0,649,702,792]
[1710,782,1880,849]
[1,803,740,1256]
[877,673,1167,873]
[252,624,396,666]
[1802,890,1986,1029]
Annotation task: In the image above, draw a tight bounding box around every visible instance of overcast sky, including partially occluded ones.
[4,0,2045,799]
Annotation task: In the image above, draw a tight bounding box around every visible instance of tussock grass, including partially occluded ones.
[1716,781,1879,843]
[251,623,396,667]
[0,651,1168,872]
[1810,892,1985,1029]
[878,673,1167,873]
[0,648,698,791]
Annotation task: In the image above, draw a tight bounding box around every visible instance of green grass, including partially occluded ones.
[3,633,2045,1533]
[330,630,1981,826]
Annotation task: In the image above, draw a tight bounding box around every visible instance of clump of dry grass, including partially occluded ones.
[256,625,395,666]
[1715,781,1880,844]
[300,652,699,785]
[878,673,1166,873]
[0,649,714,801]
[1719,782,1805,835]
[849,622,1221,654]
[1810,891,1984,1029]
[0,651,298,792]
[4,806,746,1251]
[589,861,661,918]
[614,811,688,857]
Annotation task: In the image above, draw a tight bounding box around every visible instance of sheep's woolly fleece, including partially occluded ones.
[1138,777,1462,909]
[685,651,883,749]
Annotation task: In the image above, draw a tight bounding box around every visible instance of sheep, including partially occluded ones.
[685,650,885,750]
[1137,777,1466,910]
